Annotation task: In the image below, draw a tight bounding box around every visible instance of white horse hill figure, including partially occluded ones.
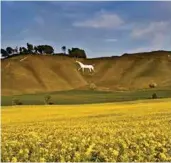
[76,60,95,73]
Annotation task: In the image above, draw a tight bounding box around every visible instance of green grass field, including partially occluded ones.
[1,89,171,106]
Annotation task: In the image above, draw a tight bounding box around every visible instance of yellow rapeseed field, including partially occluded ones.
[1,99,171,162]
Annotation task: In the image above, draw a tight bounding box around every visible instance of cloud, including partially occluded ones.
[131,21,169,39]
[105,38,118,42]
[131,21,171,49]
[73,12,124,29]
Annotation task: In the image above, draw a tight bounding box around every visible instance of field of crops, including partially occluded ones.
[1,98,171,162]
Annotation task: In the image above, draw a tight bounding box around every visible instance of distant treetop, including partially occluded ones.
[1,43,87,59]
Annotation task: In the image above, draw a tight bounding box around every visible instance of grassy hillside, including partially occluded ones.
[1,50,171,96]
[1,55,87,95]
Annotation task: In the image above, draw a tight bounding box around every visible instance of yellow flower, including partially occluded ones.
[113,150,119,156]
[40,157,46,162]
[11,157,17,162]
[24,148,29,154]
[159,153,167,160]
[19,149,23,154]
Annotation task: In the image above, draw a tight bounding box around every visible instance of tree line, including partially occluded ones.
[1,43,87,58]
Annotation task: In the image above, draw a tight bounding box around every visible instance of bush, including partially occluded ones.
[12,98,22,105]
[152,93,158,99]
[68,48,87,58]
[149,83,157,88]
[44,95,52,105]
[89,83,97,90]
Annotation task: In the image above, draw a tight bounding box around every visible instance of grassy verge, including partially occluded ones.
[1,89,171,106]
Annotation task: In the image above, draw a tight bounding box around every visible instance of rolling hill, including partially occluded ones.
[1,50,171,96]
